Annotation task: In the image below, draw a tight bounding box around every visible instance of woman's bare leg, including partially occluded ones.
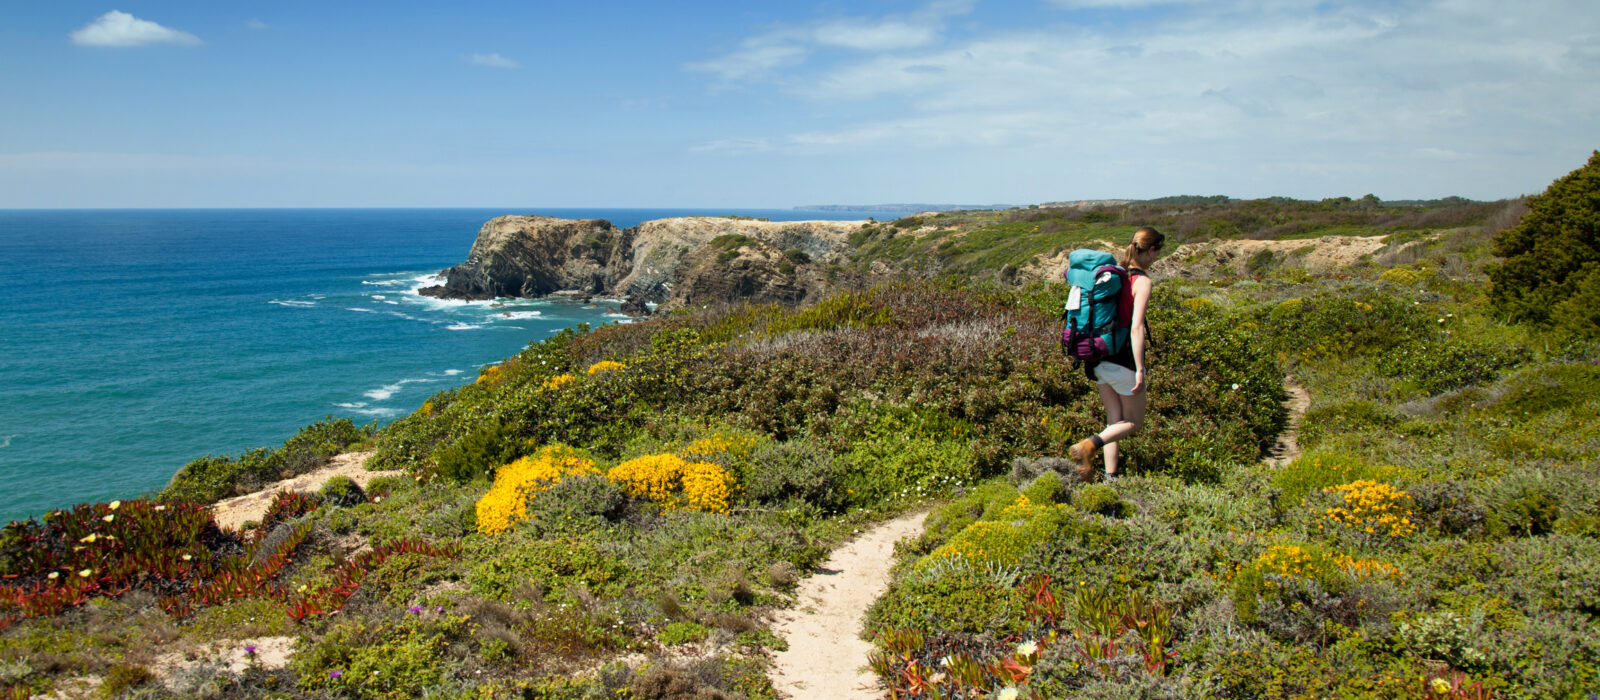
[1097,390,1148,475]
[1097,383,1124,475]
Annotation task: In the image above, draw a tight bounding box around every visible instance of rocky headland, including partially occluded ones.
[419,215,868,313]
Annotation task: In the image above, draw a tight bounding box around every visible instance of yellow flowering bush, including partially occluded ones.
[684,432,760,461]
[1231,541,1400,623]
[586,360,626,375]
[1182,297,1214,310]
[1319,480,1417,539]
[475,445,598,535]
[606,453,735,513]
[919,495,1066,569]
[540,373,576,391]
[475,364,505,386]
[681,461,736,513]
[1379,267,1422,285]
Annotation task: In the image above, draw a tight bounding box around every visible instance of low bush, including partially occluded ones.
[741,439,845,510]
[1270,452,1398,508]
[318,475,366,508]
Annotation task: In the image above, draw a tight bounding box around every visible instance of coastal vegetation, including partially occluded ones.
[3,154,1598,698]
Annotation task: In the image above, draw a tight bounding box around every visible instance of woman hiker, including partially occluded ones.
[1070,226,1166,482]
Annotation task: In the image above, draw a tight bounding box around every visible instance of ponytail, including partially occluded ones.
[1120,227,1166,270]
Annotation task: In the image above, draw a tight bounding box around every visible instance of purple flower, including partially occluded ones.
[330,669,343,680]
[245,645,257,656]
[408,605,424,614]
[436,606,445,614]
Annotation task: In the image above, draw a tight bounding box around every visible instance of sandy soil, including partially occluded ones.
[209,451,400,531]
[1265,379,1312,468]
[769,510,929,699]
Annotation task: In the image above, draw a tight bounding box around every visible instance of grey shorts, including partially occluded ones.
[1094,363,1139,396]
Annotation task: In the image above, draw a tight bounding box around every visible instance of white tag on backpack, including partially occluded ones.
[1066,286,1082,311]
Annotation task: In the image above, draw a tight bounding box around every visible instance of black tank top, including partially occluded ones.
[1103,268,1148,372]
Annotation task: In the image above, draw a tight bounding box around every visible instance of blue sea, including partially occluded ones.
[0,208,880,524]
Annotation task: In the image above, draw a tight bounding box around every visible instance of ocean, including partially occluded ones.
[0,208,881,524]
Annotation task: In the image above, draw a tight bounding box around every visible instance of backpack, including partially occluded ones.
[1060,249,1134,366]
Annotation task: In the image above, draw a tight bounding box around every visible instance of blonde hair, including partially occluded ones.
[1119,227,1166,270]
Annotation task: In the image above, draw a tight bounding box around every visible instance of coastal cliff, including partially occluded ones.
[420,215,866,311]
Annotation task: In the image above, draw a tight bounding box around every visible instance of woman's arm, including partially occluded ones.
[1129,275,1153,392]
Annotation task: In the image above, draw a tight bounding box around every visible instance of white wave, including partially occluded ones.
[334,402,368,409]
[498,311,543,320]
[371,295,387,300]
[443,369,463,376]
[269,299,316,308]
[447,323,484,331]
[0,435,14,450]
[603,313,631,319]
[365,384,402,401]
[346,307,378,313]
[344,406,402,418]
[360,377,438,402]
[385,301,400,305]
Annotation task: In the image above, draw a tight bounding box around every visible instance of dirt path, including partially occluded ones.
[1264,378,1312,468]
[769,510,929,699]
[210,451,400,530]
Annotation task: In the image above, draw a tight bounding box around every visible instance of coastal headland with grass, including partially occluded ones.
[4,153,1600,698]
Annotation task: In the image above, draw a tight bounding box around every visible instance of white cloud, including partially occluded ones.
[690,0,975,81]
[811,20,939,51]
[466,53,519,69]
[247,19,272,30]
[69,10,201,48]
[687,40,807,81]
[689,0,1600,199]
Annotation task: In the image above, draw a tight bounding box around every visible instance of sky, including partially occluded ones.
[1,0,1595,208]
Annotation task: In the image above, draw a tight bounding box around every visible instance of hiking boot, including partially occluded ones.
[1069,439,1099,482]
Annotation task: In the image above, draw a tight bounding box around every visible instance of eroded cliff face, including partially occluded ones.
[419,216,630,301]
[420,215,866,311]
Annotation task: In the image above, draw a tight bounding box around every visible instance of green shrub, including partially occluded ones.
[1489,150,1600,335]
[865,560,1028,635]
[919,495,1068,569]
[1408,480,1490,537]
[161,418,371,504]
[99,665,155,697]
[1299,401,1401,449]
[1397,611,1488,670]
[294,616,468,699]
[1381,338,1532,395]
[318,475,366,507]
[1021,471,1064,504]
[524,474,628,530]
[1488,479,1561,537]
[433,419,519,482]
[1270,451,1397,508]
[656,621,711,646]
[742,439,845,510]
[1072,484,1132,517]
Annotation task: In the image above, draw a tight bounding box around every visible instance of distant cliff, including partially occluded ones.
[419,215,867,313]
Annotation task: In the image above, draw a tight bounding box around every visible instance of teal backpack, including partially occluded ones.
[1061,249,1134,366]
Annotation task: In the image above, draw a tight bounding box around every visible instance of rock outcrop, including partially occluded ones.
[421,215,867,312]
[419,217,629,301]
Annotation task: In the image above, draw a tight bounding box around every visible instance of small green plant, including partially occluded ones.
[1071,484,1132,517]
[318,475,367,507]
[656,621,711,646]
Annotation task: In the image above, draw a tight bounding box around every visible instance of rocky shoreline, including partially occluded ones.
[419,215,869,314]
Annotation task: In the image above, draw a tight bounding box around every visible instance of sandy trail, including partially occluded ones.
[209,451,400,530]
[1265,379,1312,468]
[769,509,928,700]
